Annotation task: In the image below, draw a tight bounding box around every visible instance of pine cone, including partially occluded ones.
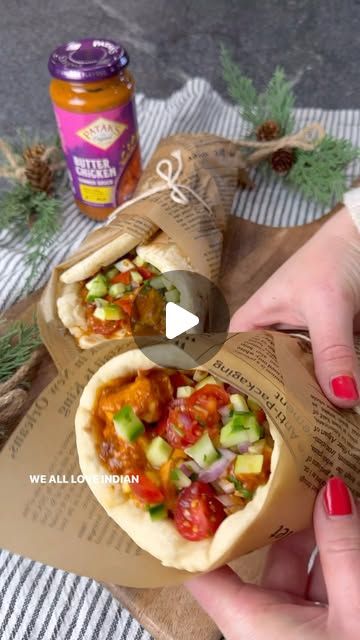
[256,120,281,141]
[25,157,54,194]
[270,147,294,175]
[23,143,46,163]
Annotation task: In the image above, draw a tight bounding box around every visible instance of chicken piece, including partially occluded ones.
[97,370,173,424]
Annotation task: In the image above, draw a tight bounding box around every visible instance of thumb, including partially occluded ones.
[314,477,360,619]
[307,292,360,408]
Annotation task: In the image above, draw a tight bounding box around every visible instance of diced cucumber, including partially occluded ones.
[185,432,219,468]
[93,304,124,321]
[85,274,108,297]
[131,271,144,284]
[195,375,222,390]
[149,275,166,290]
[220,414,262,448]
[230,393,248,413]
[176,385,193,398]
[170,468,192,489]
[108,282,126,298]
[113,405,145,441]
[94,298,107,307]
[193,369,207,383]
[165,288,180,303]
[133,255,145,267]
[114,258,134,272]
[234,453,264,475]
[86,290,107,303]
[104,266,119,280]
[148,503,168,521]
[146,436,173,468]
[248,438,266,454]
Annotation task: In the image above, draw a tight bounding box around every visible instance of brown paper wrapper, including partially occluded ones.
[37,133,246,370]
[0,330,359,586]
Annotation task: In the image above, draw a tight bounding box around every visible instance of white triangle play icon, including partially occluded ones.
[165,302,199,340]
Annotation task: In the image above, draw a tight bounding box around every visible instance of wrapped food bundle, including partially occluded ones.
[1,332,360,584]
[74,333,360,573]
[38,133,247,366]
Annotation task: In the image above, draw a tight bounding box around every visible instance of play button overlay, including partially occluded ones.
[130,270,230,369]
[165,302,199,339]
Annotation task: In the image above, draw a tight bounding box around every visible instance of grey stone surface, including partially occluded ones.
[0,0,359,137]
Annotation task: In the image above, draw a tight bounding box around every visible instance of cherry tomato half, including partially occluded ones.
[188,384,229,427]
[165,406,203,449]
[131,473,164,504]
[174,481,226,540]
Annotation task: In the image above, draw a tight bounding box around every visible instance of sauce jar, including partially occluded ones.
[48,38,141,221]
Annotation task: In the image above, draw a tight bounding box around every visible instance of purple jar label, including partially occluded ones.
[53,100,139,208]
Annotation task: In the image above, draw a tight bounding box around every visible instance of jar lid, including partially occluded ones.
[48,38,129,82]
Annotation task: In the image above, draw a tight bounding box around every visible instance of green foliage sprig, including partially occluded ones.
[221,46,359,207]
[0,183,61,289]
[0,319,42,383]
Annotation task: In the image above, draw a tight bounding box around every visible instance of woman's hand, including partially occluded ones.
[187,477,360,640]
[230,208,360,408]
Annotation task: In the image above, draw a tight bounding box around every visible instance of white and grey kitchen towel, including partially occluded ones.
[0,78,360,640]
[1,77,360,313]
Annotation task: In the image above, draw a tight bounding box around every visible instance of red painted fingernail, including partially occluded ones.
[323,477,352,516]
[331,375,359,400]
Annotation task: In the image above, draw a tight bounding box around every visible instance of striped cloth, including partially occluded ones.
[1,77,360,312]
[0,78,359,640]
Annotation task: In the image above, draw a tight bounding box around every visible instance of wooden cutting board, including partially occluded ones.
[4,212,331,640]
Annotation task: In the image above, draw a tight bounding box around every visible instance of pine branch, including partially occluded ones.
[287,135,360,206]
[0,320,41,383]
[0,183,61,290]
[260,67,295,134]
[220,45,261,128]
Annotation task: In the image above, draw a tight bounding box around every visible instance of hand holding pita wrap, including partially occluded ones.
[187,477,360,640]
[230,208,360,409]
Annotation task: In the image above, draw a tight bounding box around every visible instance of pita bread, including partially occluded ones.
[75,347,280,572]
[57,232,205,349]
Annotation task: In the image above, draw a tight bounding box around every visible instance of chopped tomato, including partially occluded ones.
[165,406,202,449]
[188,384,229,427]
[87,314,122,336]
[114,295,134,317]
[154,411,169,437]
[111,271,132,285]
[170,372,194,392]
[137,266,154,280]
[174,481,226,540]
[131,472,164,504]
[253,407,266,424]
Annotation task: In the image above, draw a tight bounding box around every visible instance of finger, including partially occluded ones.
[261,528,315,596]
[229,289,284,332]
[186,565,284,640]
[314,477,360,617]
[307,291,360,408]
[306,549,327,604]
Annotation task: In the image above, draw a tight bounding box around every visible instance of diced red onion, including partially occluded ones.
[182,460,202,475]
[219,405,230,418]
[218,448,236,461]
[215,494,237,507]
[170,398,188,409]
[236,442,250,453]
[179,463,192,478]
[217,477,235,494]
[177,412,193,429]
[198,456,230,483]
[226,385,240,394]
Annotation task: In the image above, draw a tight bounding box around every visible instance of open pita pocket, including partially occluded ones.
[75,347,280,572]
[57,232,206,350]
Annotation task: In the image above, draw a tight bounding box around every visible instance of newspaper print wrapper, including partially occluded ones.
[0,330,359,585]
[37,133,246,370]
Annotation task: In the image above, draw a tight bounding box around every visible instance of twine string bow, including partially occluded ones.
[241,123,326,165]
[107,149,213,224]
